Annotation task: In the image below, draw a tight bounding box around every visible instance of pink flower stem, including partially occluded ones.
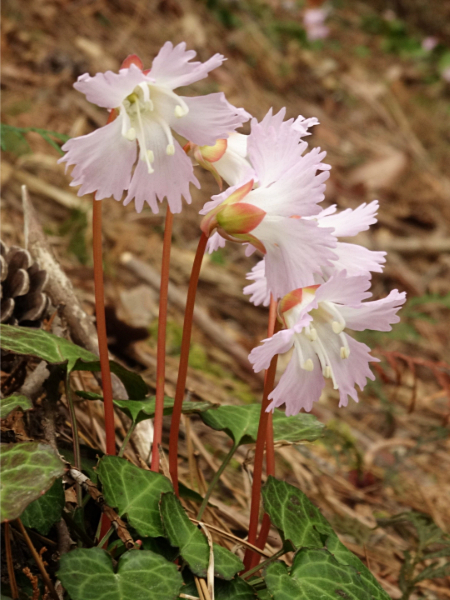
[169,233,208,495]
[151,208,174,472]
[243,297,279,571]
[92,198,116,456]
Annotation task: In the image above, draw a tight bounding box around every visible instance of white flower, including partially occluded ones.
[59,44,249,213]
[249,272,406,414]
[200,108,337,298]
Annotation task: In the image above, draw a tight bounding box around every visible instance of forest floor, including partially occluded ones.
[2,0,450,598]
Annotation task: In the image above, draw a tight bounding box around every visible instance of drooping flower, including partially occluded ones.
[249,271,406,415]
[59,43,250,213]
[244,200,386,307]
[200,108,337,298]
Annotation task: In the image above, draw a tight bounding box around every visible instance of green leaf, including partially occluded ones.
[1,442,65,522]
[97,456,172,537]
[74,360,148,400]
[324,534,391,600]
[58,547,183,600]
[140,537,179,562]
[0,124,69,155]
[265,548,374,600]
[21,478,65,534]
[0,324,149,398]
[262,478,391,599]
[215,577,256,599]
[113,396,215,424]
[0,125,30,155]
[264,562,302,598]
[0,394,33,419]
[160,492,244,579]
[272,411,325,443]
[0,324,97,372]
[201,404,323,446]
[262,476,334,548]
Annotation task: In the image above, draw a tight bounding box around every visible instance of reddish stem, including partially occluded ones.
[169,233,208,494]
[92,198,116,456]
[151,208,174,472]
[243,297,279,570]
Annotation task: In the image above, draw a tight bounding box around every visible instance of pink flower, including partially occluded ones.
[422,37,438,52]
[59,43,249,213]
[303,8,329,41]
[244,201,386,306]
[200,108,337,298]
[249,271,406,414]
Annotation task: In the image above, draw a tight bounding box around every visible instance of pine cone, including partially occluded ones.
[0,240,50,326]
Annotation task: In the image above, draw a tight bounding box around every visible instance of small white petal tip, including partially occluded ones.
[323,365,332,378]
[166,144,175,156]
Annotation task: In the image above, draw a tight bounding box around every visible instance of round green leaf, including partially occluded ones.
[215,577,256,599]
[0,324,96,372]
[0,394,33,419]
[160,492,244,579]
[323,534,391,600]
[97,456,172,537]
[272,411,324,443]
[113,397,215,425]
[262,477,391,599]
[265,549,373,600]
[201,404,324,446]
[1,442,65,522]
[58,547,183,600]
[0,324,149,398]
[262,476,334,548]
[21,478,65,535]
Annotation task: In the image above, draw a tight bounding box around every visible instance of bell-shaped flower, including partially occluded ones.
[59,43,250,213]
[249,271,406,415]
[244,200,386,306]
[200,108,337,298]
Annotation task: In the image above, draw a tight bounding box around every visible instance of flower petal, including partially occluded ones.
[314,271,373,307]
[173,94,250,147]
[317,200,380,237]
[253,217,337,298]
[59,116,137,200]
[150,41,224,89]
[249,328,296,373]
[206,232,227,254]
[247,108,312,187]
[74,63,152,109]
[243,259,271,307]
[325,242,386,277]
[267,338,325,414]
[246,146,330,217]
[292,115,320,136]
[315,326,377,407]
[123,125,199,213]
[338,289,406,332]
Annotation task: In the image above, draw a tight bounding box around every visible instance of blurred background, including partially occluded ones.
[2,1,450,597]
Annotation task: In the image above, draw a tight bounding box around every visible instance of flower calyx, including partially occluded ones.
[185,139,228,190]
